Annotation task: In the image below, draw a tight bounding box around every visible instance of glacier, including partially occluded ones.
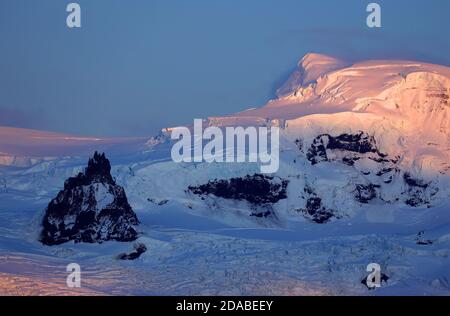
[0,53,449,295]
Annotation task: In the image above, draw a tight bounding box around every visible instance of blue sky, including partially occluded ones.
[0,0,449,136]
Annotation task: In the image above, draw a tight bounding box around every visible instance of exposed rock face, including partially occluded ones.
[303,131,438,209]
[306,132,387,166]
[187,175,288,221]
[118,243,147,260]
[402,172,437,207]
[298,186,337,224]
[40,152,139,246]
[188,174,288,206]
[299,197,335,224]
[354,184,378,203]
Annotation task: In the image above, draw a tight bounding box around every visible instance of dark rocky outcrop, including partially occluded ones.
[415,231,434,245]
[402,172,436,207]
[188,174,289,206]
[405,193,428,207]
[306,137,328,165]
[403,172,429,189]
[306,132,387,165]
[342,156,360,166]
[298,197,335,224]
[361,273,390,290]
[40,152,139,246]
[376,168,395,177]
[297,185,338,224]
[354,184,378,203]
[250,211,272,218]
[118,243,147,260]
[327,132,379,153]
[148,198,169,206]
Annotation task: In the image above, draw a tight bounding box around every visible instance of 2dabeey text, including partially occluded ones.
[177,300,274,313]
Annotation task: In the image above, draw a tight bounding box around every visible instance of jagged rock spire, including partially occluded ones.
[85,151,114,183]
[40,152,139,245]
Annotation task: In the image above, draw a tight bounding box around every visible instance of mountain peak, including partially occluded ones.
[86,151,112,181]
[276,53,349,98]
[298,53,343,67]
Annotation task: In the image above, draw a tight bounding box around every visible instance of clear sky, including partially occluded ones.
[1,0,449,136]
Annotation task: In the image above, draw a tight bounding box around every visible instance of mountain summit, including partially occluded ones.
[85,152,115,183]
[276,53,349,98]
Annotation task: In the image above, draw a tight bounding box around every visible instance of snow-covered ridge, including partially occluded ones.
[276,53,351,98]
[238,54,450,123]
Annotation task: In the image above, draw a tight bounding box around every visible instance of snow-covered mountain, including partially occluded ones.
[123,53,450,225]
[1,52,449,224]
[2,53,450,224]
[1,53,450,295]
